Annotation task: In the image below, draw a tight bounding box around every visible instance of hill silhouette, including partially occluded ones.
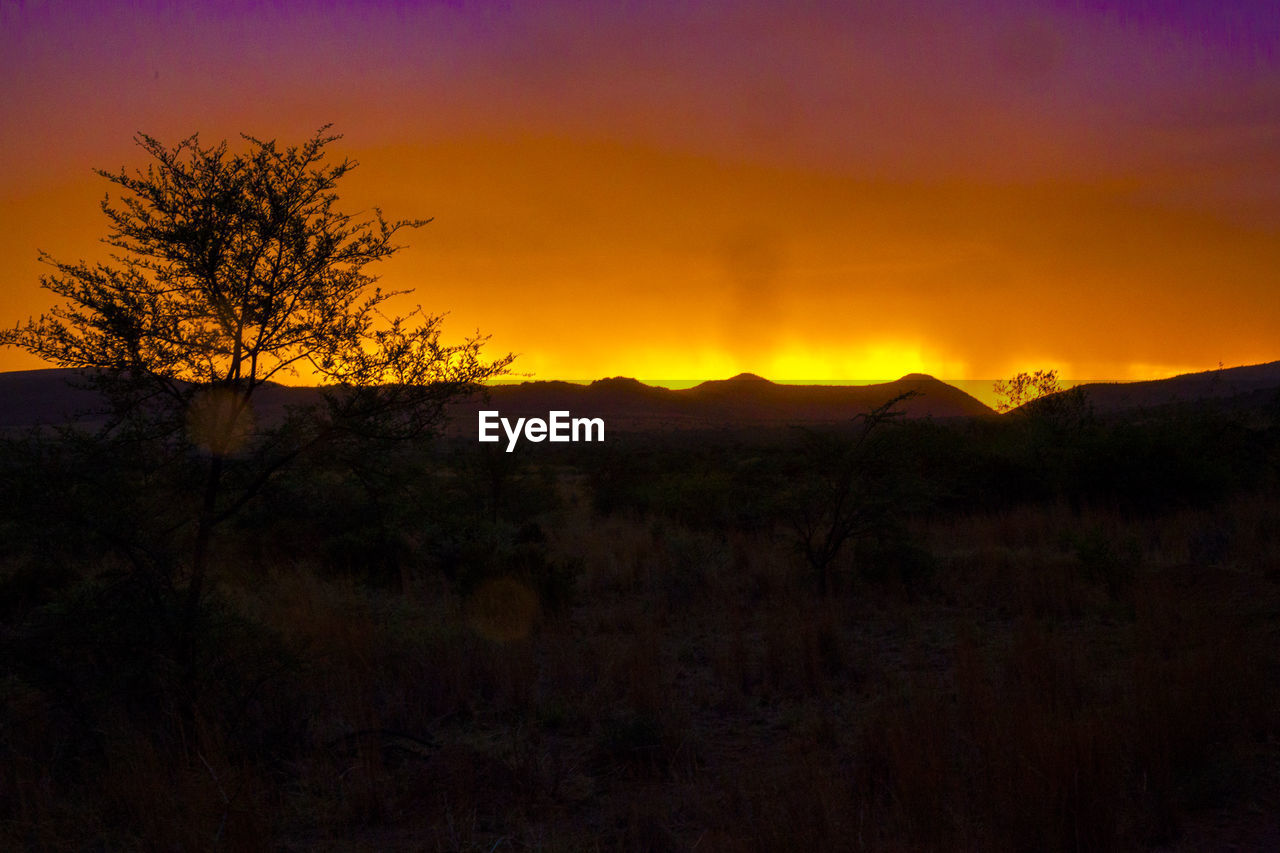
[454,372,991,430]
[0,369,988,431]
[5,362,1280,433]
[1063,362,1280,413]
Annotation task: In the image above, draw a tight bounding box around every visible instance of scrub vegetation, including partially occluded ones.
[2,392,1279,851]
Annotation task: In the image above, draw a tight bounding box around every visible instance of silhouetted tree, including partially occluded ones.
[790,392,917,596]
[993,368,1062,413]
[1,127,512,706]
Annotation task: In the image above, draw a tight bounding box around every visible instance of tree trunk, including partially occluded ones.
[177,452,223,740]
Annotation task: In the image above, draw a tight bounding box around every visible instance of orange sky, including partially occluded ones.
[3,1,1278,385]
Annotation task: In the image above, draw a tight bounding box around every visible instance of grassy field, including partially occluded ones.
[3,402,1279,850]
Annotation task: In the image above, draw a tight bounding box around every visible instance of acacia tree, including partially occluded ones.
[2,127,511,638]
[993,369,1062,414]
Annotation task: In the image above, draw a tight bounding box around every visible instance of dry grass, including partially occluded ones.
[4,489,1279,850]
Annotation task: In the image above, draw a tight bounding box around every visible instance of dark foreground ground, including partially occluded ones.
[3,396,1279,850]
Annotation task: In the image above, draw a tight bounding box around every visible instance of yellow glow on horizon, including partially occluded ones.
[1119,362,1221,381]
[509,347,742,383]
[506,342,975,385]
[766,342,971,383]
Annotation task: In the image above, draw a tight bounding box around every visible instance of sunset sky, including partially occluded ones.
[2,0,1278,388]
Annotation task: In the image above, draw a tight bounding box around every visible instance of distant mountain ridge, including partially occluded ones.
[462,372,992,430]
[0,368,990,431]
[1062,362,1280,413]
[3,361,1279,432]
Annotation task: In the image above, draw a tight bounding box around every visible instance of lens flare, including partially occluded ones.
[185,387,254,456]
